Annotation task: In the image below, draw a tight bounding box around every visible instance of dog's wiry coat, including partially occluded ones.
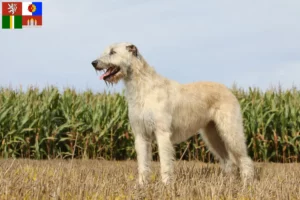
[91,42,254,185]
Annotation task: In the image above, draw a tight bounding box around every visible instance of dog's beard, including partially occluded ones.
[104,71,124,85]
[96,65,123,85]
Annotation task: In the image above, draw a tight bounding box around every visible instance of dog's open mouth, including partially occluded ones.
[98,65,121,81]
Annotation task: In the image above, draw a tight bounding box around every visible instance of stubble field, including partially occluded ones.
[0,159,299,200]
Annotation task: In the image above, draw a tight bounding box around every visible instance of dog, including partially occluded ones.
[91,42,254,185]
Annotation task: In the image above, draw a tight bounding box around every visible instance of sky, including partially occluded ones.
[0,0,300,93]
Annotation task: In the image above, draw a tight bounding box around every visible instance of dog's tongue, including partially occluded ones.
[99,71,111,80]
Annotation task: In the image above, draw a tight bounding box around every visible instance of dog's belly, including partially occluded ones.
[170,115,208,144]
[170,130,199,144]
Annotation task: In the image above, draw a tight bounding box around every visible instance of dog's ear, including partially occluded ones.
[126,45,138,57]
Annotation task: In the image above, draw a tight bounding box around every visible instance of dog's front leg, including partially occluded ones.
[155,130,175,184]
[134,134,152,185]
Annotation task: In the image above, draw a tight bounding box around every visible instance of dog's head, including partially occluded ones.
[91,42,140,84]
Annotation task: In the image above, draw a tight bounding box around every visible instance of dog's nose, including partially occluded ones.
[91,60,98,68]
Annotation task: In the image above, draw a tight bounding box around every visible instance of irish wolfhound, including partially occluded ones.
[91,42,254,185]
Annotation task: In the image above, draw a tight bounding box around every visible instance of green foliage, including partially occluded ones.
[0,85,299,162]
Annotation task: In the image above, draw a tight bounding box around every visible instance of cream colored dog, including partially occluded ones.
[91,42,254,185]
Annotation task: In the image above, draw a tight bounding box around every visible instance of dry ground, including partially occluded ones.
[0,159,299,200]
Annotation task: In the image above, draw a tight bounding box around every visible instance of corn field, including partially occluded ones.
[0,85,299,162]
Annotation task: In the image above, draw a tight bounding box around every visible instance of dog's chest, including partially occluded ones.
[126,87,171,136]
[128,104,156,135]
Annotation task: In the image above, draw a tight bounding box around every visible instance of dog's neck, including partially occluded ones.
[123,57,168,101]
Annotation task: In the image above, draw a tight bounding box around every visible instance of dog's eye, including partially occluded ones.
[109,49,116,55]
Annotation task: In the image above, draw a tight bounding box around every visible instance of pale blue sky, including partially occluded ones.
[0,0,300,93]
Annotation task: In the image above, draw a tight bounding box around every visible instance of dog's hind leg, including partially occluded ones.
[201,121,237,174]
[213,107,254,184]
